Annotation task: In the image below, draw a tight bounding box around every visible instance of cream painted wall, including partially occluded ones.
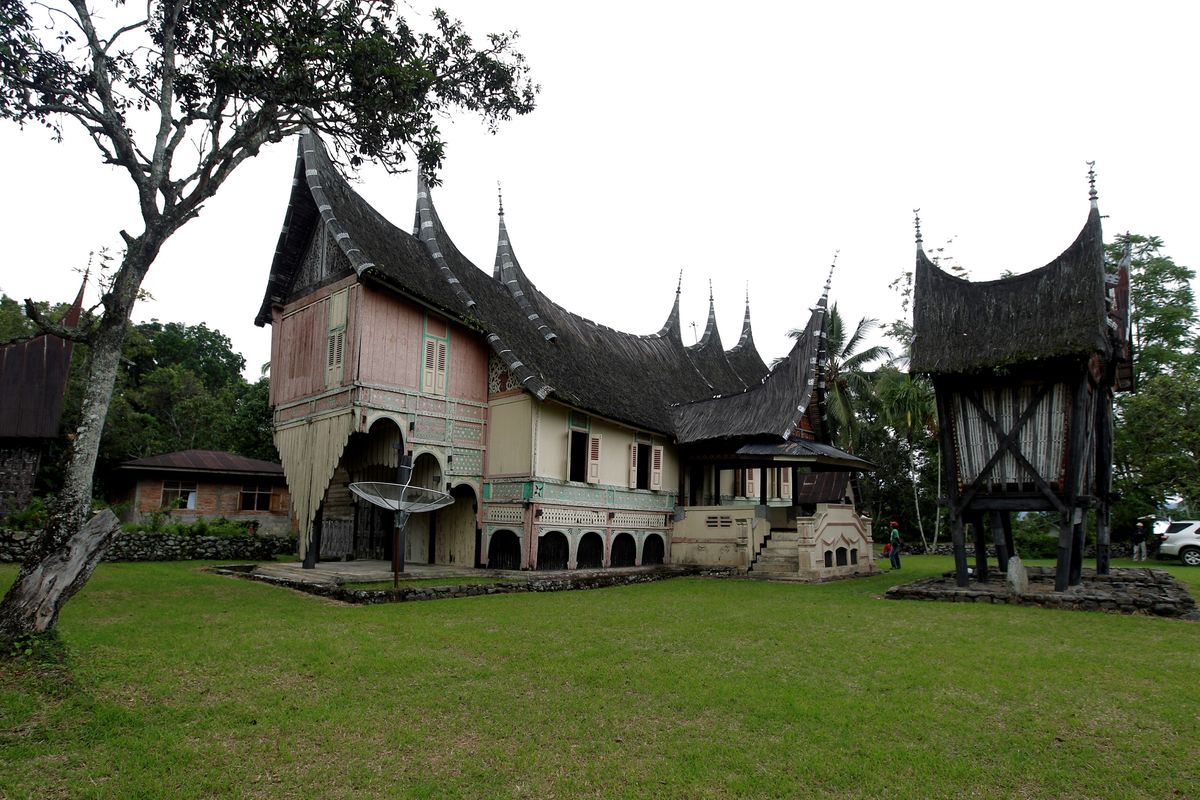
[531,400,678,494]
[535,402,570,480]
[487,394,533,476]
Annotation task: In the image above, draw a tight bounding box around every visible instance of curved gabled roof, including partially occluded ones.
[672,294,829,444]
[911,206,1109,375]
[725,295,770,387]
[256,131,813,438]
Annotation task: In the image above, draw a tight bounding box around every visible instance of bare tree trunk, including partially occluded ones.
[909,445,928,551]
[0,236,160,636]
[931,448,942,549]
[0,510,120,638]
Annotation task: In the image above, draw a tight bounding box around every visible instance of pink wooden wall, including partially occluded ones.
[271,298,327,406]
[357,286,423,389]
[448,323,487,402]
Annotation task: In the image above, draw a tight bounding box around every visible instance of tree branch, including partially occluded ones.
[22,299,93,343]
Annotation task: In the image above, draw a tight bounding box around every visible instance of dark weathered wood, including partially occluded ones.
[991,511,1010,573]
[1001,511,1014,560]
[1094,389,1113,574]
[970,514,988,582]
[0,510,120,638]
[949,513,969,587]
[759,467,768,506]
[1054,512,1074,592]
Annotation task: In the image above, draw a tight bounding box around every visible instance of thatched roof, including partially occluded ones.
[257,131,824,441]
[910,206,1109,375]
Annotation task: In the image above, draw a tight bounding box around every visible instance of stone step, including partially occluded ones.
[755,554,799,566]
[753,561,798,575]
[769,529,799,542]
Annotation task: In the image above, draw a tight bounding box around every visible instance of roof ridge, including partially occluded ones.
[494,205,557,341]
[413,174,477,310]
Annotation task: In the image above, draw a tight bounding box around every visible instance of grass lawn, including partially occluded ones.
[2,556,1197,799]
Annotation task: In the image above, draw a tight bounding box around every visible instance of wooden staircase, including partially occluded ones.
[749,528,799,575]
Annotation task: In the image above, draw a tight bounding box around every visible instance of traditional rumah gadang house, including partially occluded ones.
[255,130,874,579]
[910,169,1133,591]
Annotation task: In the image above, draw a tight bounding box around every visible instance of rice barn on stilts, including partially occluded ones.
[910,168,1134,590]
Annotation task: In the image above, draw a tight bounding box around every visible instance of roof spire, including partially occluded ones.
[913,208,923,248]
[708,278,714,303]
[676,269,683,295]
[1087,161,1098,209]
[497,180,504,217]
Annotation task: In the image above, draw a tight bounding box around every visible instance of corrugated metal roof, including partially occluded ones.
[119,450,284,476]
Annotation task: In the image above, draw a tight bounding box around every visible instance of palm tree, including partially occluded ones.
[779,304,892,452]
[876,366,938,551]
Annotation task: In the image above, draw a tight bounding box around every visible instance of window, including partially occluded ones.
[628,441,664,491]
[240,484,273,512]
[568,416,600,484]
[326,289,348,387]
[162,480,197,510]
[569,429,588,482]
[734,469,758,499]
[422,337,447,394]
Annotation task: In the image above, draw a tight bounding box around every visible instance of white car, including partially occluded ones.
[1156,521,1200,566]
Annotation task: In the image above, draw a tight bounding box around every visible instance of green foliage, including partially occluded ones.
[1105,234,1200,522]
[121,516,255,537]
[1107,233,1199,383]
[4,496,49,531]
[1010,513,1060,559]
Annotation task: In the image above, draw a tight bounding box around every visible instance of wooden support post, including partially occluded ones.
[1001,512,1014,560]
[971,513,988,582]
[1069,519,1084,587]
[1095,389,1114,575]
[713,466,721,506]
[760,466,768,506]
[950,513,969,587]
[1054,511,1074,592]
[792,466,801,509]
[991,510,1010,573]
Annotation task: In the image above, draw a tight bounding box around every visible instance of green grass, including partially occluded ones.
[1,557,1198,799]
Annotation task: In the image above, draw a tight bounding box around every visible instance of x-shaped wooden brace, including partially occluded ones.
[955,384,1068,515]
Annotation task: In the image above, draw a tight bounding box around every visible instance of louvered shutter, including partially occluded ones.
[650,445,663,490]
[745,469,756,499]
[587,433,602,484]
[436,340,447,394]
[423,339,437,391]
[781,468,791,500]
[628,444,638,488]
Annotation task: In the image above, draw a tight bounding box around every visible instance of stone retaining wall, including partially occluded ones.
[886,566,1197,618]
[0,528,293,563]
[212,564,710,604]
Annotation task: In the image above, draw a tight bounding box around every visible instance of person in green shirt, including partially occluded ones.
[889,521,902,569]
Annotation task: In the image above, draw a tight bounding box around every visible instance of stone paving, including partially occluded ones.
[885,565,1199,618]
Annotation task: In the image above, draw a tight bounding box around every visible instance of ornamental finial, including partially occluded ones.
[913,209,923,246]
[825,251,838,293]
[497,181,504,216]
[708,278,714,303]
[1087,161,1098,208]
[676,269,683,294]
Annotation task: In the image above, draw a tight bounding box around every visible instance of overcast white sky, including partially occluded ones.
[2,0,1197,380]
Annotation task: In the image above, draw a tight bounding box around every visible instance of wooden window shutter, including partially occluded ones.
[627,443,638,489]
[325,330,344,385]
[269,489,283,513]
[435,340,447,394]
[423,339,437,391]
[650,445,663,490]
[745,469,756,499]
[781,468,791,500]
[587,433,602,484]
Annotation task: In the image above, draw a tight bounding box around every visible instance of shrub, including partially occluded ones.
[5,497,50,530]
